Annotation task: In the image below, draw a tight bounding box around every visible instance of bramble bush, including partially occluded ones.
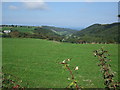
[93,48,120,89]
[2,72,29,89]
[59,48,120,89]
[59,58,81,89]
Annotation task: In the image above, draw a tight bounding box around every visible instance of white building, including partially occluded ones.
[3,30,11,34]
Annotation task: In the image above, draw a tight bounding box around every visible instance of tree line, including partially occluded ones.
[1,24,119,44]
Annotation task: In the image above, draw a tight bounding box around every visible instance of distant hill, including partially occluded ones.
[72,22,119,43]
[34,27,60,37]
[41,26,77,35]
[2,25,77,36]
[2,26,36,34]
[2,23,119,43]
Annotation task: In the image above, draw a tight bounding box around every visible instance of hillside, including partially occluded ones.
[41,26,77,35]
[34,27,60,37]
[72,22,119,43]
[2,26,35,33]
[2,23,119,43]
[2,25,77,35]
[33,27,63,41]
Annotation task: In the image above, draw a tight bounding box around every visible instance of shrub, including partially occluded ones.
[2,72,29,89]
[93,48,120,89]
[59,58,81,89]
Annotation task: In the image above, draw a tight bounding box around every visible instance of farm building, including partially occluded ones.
[3,30,11,34]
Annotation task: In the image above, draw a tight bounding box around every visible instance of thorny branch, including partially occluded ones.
[93,48,120,89]
[59,59,80,89]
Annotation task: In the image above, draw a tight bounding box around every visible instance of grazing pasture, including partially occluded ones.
[2,27,35,33]
[2,38,118,88]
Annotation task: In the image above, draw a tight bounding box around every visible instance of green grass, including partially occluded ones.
[2,27,35,33]
[2,38,118,88]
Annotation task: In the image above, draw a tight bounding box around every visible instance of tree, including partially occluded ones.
[9,30,20,38]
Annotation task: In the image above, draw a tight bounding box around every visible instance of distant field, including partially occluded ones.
[2,27,35,33]
[2,38,118,88]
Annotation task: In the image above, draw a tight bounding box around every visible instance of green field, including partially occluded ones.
[2,38,118,88]
[2,27,35,33]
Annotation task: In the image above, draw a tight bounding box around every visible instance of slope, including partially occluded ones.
[73,22,119,43]
[41,26,77,35]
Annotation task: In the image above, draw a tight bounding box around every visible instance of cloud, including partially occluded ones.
[23,0,48,10]
[8,0,48,11]
[9,5,18,10]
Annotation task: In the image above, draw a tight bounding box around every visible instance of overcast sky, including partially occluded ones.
[2,2,118,28]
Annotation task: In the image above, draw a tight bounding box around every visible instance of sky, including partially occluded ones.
[2,2,118,29]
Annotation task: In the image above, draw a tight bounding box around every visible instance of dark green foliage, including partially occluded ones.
[9,30,21,38]
[2,25,64,42]
[73,23,120,43]
[2,25,77,36]
[41,26,77,35]
[2,25,35,33]
[33,27,63,41]
[2,23,119,43]
[34,27,60,37]
[2,72,28,88]
[2,30,32,38]
[2,34,11,38]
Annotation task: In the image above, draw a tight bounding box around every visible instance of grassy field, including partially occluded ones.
[2,38,118,88]
[2,27,35,33]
